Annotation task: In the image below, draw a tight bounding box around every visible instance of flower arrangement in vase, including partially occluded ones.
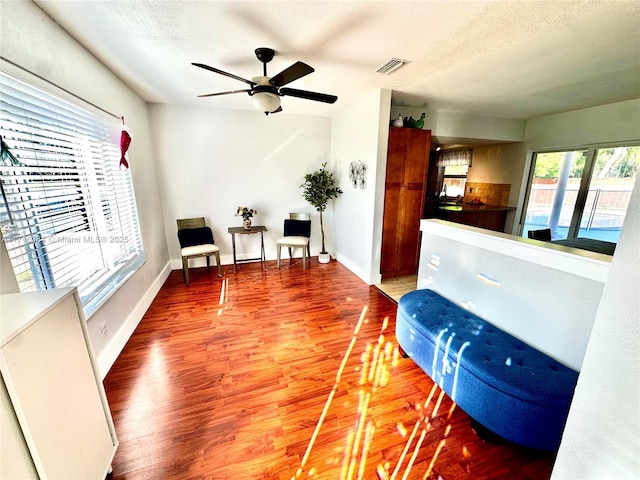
[236,206,256,230]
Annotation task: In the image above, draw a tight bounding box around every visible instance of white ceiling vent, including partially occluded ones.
[375,58,410,75]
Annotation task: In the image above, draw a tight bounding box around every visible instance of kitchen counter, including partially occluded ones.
[435,204,516,232]
[438,203,516,213]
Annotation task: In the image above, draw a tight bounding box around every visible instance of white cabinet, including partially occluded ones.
[1,288,118,479]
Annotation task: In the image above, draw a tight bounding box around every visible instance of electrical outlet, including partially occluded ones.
[100,321,107,337]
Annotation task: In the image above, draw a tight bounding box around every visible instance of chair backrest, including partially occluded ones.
[527,228,552,241]
[284,219,311,238]
[177,217,206,230]
[177,226,214,248]
[176,217,214,248]
[290,212,310,221]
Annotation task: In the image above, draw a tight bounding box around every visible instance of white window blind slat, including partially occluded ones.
[0,71,145,318]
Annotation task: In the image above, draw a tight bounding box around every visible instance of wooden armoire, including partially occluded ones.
[381,127,431,278]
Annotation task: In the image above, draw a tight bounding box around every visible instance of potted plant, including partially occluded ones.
[301,162,343,263]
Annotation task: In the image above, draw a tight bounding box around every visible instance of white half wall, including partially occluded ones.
[148,104,331,267]
[551,174,640,479]
[417,220,610,370]
[1,1,170,376]
[332,89,392,285]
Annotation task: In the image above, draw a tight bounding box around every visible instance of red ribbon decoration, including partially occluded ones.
[120,116,131,169]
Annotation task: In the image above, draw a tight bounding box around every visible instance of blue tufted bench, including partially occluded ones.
[396,288,579,451]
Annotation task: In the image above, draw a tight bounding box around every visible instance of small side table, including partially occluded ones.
[227,225,267,273]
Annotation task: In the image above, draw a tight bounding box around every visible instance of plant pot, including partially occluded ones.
[318,252,331,264]
[242,218,252,230]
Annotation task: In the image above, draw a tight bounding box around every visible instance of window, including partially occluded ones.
[442,164,469,198]
[0,71,145,317]
[521,145,639,244]
[437,148,472,199]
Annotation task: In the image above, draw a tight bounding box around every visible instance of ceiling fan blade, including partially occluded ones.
[271,106,283,114]
[270,62,314,87]
[279,87,338,104]
[197,89,252,98]
[192,63,255,86]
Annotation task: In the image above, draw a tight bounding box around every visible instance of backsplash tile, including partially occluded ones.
[464,182,511,206]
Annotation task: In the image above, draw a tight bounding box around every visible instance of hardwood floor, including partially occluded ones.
[104,258,556,479]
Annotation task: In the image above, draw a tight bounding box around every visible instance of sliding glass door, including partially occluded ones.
[522,145,639,244]
[577,147,638,241]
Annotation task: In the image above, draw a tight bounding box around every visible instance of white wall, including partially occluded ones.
[390,106,526,144]
[552,174,640,479]
[467,142,527,233]
[331,89,391,284]
[525,99,640,150]
[148,104,331,266]
[0,1,170,378]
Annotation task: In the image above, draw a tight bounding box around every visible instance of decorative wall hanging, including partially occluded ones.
[120,116,132,169]
[349,160,367,189]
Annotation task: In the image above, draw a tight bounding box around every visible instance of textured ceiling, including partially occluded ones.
[35,0,640,119]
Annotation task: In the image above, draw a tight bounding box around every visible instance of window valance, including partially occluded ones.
[436,148,473,168]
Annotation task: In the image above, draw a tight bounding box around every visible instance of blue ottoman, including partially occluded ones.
[396,289,579,451]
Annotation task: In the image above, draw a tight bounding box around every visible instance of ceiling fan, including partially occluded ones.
[192,48,338,115]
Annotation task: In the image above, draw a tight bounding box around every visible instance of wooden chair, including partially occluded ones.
[276,213,311,270]
[176,217,222,284]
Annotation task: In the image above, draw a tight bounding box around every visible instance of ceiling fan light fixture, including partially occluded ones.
[252,91,281,113]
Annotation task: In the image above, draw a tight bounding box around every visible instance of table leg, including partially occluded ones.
[231,233,237,273]
[260,231,266,269]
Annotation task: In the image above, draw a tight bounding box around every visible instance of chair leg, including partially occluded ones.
[206,255,210,271]
[182,257,190,285]
[303,247,307,270]
[277,245,281,268]
[214,251,222,277]
[288,247,292,259]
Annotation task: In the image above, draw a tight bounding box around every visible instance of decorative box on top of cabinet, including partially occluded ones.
[0,288,118,479]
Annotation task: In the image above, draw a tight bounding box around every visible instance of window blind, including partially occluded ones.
[0,71,145,317]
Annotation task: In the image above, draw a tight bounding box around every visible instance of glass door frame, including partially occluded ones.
[519,141,639,240]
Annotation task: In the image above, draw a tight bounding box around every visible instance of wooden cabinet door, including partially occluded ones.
[381,186,402,274]
[404,129,431,186]
[385,128,407,186]
[395,187,425,275]
[381,128,431,278]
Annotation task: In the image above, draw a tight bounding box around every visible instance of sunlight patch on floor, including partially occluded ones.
[290,303,456,479]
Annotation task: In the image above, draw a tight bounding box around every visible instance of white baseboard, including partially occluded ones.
[97,261,172,379]
[334,253,380,285]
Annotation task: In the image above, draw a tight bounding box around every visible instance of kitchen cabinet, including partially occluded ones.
[1,288,118,479]
[381,127,431,278]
